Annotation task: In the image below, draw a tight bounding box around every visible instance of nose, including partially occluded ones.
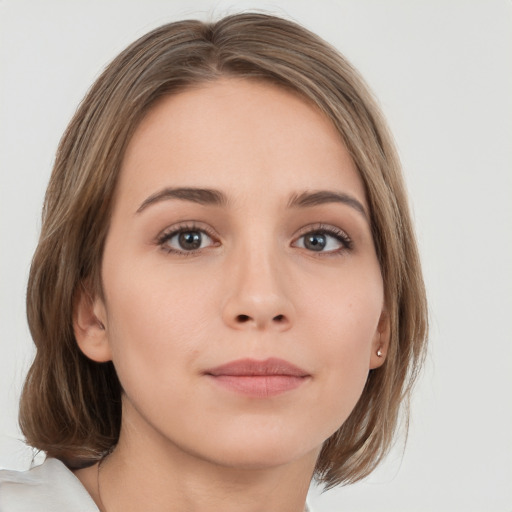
[221,245,295,332]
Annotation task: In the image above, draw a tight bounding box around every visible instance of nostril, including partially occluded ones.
[273,314,284,322]
[236,314,250,323]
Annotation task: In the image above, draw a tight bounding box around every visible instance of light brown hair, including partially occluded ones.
[20,12,428,488]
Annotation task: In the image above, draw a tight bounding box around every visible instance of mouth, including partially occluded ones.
[204,357,310,398]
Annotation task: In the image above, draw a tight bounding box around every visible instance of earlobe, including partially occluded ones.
[73,284,112,363]
[369,310,390,370]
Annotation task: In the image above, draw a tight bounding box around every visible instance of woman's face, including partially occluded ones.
[81,78,387,469]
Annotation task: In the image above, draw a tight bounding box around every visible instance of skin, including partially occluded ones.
[74,78,389,512]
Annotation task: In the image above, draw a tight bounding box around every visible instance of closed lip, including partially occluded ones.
[204,357,310,397]
[204,357,310,377]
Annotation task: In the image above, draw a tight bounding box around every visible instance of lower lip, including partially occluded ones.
[208,375,307,398]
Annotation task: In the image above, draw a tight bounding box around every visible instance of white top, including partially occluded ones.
[0,458,98,511]
[0,458,314,511]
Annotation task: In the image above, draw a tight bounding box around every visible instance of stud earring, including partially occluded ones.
[377,348,383,357]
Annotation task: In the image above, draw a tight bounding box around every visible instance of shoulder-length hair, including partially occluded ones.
[20,12,428,488]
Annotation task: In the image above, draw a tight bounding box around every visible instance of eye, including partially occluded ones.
[293,226,352,253]
[157,225,217,254]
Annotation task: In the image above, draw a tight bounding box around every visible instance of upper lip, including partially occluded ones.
[204,357,309,377]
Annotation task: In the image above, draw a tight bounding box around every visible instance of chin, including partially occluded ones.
[188,425,324,471]
[205,446,317,472]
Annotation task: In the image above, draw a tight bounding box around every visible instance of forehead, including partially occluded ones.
[117,78,366,210]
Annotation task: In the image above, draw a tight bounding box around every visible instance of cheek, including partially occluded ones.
[100,258,219,395]
[299,268,383,421]
[301,261,383,349]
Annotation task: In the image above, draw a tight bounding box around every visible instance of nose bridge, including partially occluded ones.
[222,227,294,330]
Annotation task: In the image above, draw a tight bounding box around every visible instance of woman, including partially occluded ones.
[0,13,427,511]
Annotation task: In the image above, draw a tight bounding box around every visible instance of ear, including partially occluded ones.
[73,283,112,363]
[369,309,390,370]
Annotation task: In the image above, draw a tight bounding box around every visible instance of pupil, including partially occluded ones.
[305,233,326,251]
[178,231,202,250]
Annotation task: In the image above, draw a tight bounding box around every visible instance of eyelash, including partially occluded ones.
[156,223,219,256]
[155,222,353,256]
[293,224,353,255]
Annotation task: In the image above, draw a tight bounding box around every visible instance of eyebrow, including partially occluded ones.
[136,187,227,213]
[136,186,367,219]
[287,190,368,219]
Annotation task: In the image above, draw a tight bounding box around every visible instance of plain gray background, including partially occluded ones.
[1,1,511,510]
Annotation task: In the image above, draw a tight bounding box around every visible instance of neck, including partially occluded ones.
[85,401,318,512]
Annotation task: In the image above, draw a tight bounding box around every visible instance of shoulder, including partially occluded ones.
[0,457,99,511]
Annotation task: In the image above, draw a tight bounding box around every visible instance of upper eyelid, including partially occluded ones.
[156,222,217,241]
[293,223,351,240]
